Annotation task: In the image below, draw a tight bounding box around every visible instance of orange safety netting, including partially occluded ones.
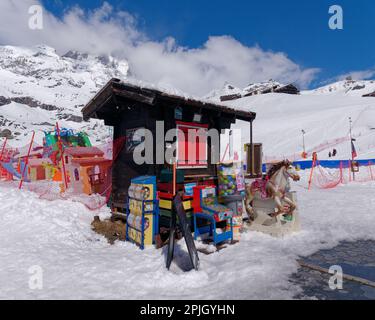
[310,161,375,190]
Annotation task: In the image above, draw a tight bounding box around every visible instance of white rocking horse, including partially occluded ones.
[245,160,301,237]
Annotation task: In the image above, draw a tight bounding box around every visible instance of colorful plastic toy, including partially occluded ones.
[193,186,233,245]
[126,176,159,249]
[217,162,246,198]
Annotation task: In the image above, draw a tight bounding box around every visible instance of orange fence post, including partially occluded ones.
[55,122,68,190]
[19,131,35,190]
[308,154,317,191]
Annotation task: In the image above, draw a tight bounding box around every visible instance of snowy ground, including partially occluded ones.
[1,173,375,300]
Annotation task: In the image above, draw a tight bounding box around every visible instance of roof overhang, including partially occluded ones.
[82,79,256,123]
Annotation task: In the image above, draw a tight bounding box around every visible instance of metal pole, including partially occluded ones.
[228,130,233,159]
[249,119,254,176]
[349,117,355,181]
[302,130,306,154]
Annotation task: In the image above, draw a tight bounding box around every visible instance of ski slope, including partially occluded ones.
[224,89,375,162]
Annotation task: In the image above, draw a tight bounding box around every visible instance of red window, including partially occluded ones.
[176,121,208,168]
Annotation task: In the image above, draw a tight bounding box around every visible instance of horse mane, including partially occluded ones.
[266,160,290,179]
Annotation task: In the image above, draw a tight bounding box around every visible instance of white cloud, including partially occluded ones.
[336,69,375,81]
[0,0,319,95]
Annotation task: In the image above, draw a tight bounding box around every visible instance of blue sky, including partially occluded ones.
[40,0,375,88]
[0,0,371,93]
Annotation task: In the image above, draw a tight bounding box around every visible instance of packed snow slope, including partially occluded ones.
[217,80,375,161]
[1,176,375,299]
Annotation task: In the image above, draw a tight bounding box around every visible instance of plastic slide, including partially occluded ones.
[0,161,29,181]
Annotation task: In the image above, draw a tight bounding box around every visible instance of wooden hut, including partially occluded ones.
[82,79,257,211]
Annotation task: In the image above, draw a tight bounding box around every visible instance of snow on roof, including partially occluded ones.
[28,158,52,166]
[65,147,104,157]
[71,158,111,166]
[82,78,256,122]
[118,78,256,114]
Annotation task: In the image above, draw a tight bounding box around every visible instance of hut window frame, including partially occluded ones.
[176,121,208,169]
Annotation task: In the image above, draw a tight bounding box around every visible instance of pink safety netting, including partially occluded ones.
[0,136,125,211]
[310,161,375,190]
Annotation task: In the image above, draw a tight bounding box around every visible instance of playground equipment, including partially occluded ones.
[0,138,18,181]
[44,128,91,149]
[0,147,20,180]
[64,146,111,195]
[193,185,234,245]
[0,125,126,212]
[44,127,92,165]
[28,158,54,181]
[245,160,301,237]
[0,161,27,180]
[246,191,300,237]
[0,144,30,183]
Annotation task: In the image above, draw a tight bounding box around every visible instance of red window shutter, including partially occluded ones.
[176,122,208,168]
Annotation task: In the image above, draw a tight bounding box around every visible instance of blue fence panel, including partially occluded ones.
[262,159,375,172]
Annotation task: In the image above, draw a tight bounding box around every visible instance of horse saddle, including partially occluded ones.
[251,178,269,199]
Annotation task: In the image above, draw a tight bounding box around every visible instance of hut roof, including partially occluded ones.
[65,147,104,157]
[82,78,256,122]
[28,158,53,167]
[72,158,111,166]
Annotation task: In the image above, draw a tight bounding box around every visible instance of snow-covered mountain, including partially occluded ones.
[204,80,286,101]
[0,44,129,146]
[0,44,375,161]
[307,78,375,96]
